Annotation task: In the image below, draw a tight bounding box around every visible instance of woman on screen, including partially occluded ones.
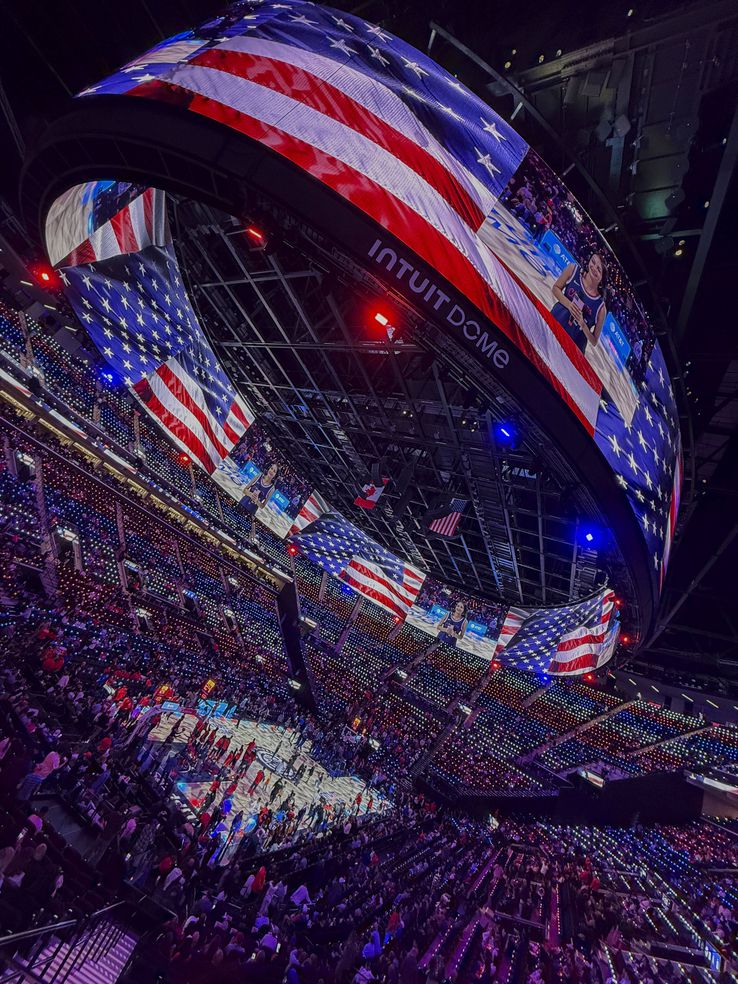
[551,251,607,353]
[436,601,468,647]
[242,462,279,515]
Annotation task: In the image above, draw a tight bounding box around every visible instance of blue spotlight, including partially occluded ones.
[493,421,519,447]
[581,526,601,547]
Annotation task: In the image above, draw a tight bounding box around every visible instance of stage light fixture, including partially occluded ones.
[581,526,601,547]
[374,312,389,326]
[179,452,191,465]
[243,224,267,249]
[493,420,520,448]
[287,544,298,556]
[29,263,60,289]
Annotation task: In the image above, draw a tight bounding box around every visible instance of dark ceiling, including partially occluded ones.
[0,0,737,682]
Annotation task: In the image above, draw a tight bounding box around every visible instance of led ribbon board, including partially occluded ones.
[24,0,683,642]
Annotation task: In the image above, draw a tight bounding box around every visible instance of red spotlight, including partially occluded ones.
[244,224,267,250]
[585,673,594,682]
[179,452,190,466]
[374,311,389,327]
[29,263,60,290]
[393,615,401,624]
[287,543,298,557]
[621,634,630,644]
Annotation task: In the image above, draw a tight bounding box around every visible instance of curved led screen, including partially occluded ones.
[63,0,681,600]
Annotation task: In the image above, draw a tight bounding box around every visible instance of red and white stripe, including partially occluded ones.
[354,478,388,510]
[50,187,169,268]
[548,589,616,676]
[429,510,463,538]
[289,490,329,538]
[222,394,255,446]
[133,357,252,474]
[492,608,525,659]
[130,39,602,433]
[342,557,425,618]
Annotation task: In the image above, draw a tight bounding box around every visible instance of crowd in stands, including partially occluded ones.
[3,599,738,983]
[2,304,738,981]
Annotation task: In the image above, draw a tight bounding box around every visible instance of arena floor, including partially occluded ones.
[149,711,391,854]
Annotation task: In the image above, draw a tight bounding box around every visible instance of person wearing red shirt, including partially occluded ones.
[248,770,265,795]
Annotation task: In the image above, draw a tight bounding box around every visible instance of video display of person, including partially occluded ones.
[435,601,468,648]
[551,251,607,354]
[241,462,280,516]
[228,423,311,539]
[482,149,656,429]
[406,578,503,659]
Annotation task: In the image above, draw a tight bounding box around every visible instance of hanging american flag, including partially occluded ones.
[291,511,425,617]
[60,190,255,475]
[427,497,468,538]
[288,490,329,537]
[493,587,618,676]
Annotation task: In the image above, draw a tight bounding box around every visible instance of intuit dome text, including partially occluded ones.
[367,238,510,371]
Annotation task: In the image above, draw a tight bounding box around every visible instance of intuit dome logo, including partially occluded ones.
[367,238,510,371]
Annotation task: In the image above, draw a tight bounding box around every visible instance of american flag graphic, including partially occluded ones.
[288,490,329,537]
[77,0,683,592]
[80,0,603,436]
[495,587,619,676]
[343,556,425,618]
[492,608,525,659]
[48,185,167,268]
[291,512,425,617]
[60,192,255,475]
[428,497,468,538]
[548,590,618,676]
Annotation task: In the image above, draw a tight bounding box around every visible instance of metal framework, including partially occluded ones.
[174,197,619,612]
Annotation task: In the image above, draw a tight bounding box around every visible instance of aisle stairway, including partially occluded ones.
[2,922,137,984]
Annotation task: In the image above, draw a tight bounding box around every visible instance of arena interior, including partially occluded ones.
[0,1,737,982]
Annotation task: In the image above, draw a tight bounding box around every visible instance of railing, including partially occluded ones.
[0,902,128,984]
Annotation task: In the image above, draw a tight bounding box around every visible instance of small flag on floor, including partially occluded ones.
[427,497,468,538]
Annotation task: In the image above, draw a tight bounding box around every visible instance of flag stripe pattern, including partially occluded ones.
[52,186,168,268]
[84,1,603,434]
[491,587,618,676]
[428,497,467,538]
[547,590,617,676]
[343,557,425,618]
[291,512,425,618]
[59,188,255,475]
[288,490,329,537]
[493,609,525,659]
